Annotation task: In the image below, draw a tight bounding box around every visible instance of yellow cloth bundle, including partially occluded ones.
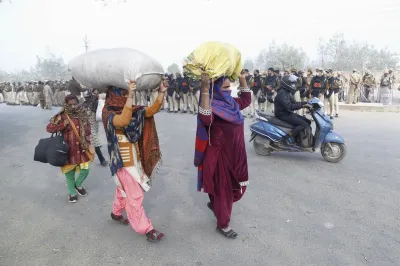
[183,42,242,81]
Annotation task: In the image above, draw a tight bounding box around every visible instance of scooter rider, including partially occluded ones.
[274,74,312,145]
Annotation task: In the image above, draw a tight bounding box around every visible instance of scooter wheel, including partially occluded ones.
[321,142,347,163]
[253,136,273,156]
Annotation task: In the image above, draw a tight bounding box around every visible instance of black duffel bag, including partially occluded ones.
[34,133,69,166]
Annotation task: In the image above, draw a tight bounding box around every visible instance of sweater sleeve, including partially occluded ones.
[145,97,163,118]
[46,115,67,133]
[234,91,251,110]
[199,112,214,126]
[112,106,133,127]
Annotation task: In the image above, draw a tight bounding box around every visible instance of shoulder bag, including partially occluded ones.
[65,114,95,162]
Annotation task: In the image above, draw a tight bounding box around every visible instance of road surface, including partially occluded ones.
[0,104,399,266]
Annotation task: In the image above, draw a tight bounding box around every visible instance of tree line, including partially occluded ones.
[244,33,398,73]
[0,53,69,82]
[1,33,398,82]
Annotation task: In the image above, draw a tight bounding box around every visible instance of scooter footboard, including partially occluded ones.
[250,121,286,142]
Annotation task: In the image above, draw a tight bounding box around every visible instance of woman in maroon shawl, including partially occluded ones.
[195,71,251,238]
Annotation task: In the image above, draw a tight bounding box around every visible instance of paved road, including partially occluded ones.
[0,104,399,266]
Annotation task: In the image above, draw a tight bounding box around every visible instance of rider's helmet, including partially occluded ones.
[281,74,298,94]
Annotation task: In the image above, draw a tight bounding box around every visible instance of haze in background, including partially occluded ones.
[0,0,399,72]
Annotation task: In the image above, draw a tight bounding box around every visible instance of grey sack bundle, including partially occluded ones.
[68,48,164,92]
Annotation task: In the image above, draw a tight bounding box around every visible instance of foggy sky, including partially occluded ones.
[0,0,399,72]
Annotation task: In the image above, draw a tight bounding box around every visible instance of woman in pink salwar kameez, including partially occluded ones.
[194,71,251,238]
[103,80,168,242]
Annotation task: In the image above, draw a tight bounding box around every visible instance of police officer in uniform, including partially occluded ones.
[348,69,361,104]
[337,71,348,102]
[167,74,178,113]
[179,73,191,113]
[264,67,279,113]
[309,67,327,104]
[361,70,376,102]
[37,81,46,109]
[388,68,396,89]
[249,69,263,114]
[175,72,183,112]
[323,69,335,118]
[298,70,308,116]
[290,68,303,114]
[189,77,201,114]
[380,70,392,105]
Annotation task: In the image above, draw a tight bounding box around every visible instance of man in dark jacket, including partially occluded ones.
[274,75,311,145]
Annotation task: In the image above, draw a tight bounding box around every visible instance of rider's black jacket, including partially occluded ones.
[274,89,307,117]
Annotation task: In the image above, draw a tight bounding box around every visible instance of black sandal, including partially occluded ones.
[146,229,165,242]
[111,213,129,225]
[216,227,238,239]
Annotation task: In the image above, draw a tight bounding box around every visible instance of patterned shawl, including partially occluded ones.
[194,77,244,191]
[82,90,99,113]
[50,94,90,150]
[102,87,162,178]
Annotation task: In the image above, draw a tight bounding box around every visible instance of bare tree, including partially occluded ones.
[317,37,328,68]
[167,63,181,75]
[243,59,255,72]
[317,33,399,71]
[33,54,69,80]
[256,42,307,71]
[255,49,268,70]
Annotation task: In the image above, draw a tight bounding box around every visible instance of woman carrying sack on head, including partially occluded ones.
[102,79,168,242]
[195,71,251,239]
[82,88,108,167]
[46,95,93,203]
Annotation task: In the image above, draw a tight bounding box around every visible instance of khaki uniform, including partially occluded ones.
[388,72,396,89]
[326,77,342,117]
[43,84,53,109]
[337,75,348,101]
[189,79,201,114]
[249,75,264,113]
[380,75,392,105]
[362,74,376,102]
[347,72,361,104]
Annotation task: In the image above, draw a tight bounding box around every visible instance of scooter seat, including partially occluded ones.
[258,112,294,129]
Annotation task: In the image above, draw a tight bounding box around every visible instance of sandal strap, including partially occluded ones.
[217,227,238,238]
[147,229,164,240]
[225,230,237,238]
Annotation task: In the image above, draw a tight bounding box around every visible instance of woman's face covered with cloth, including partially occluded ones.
[221,78,231,92]
[66,96,79,109]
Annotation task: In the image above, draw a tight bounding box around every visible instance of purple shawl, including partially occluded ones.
[194,77,244,190]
